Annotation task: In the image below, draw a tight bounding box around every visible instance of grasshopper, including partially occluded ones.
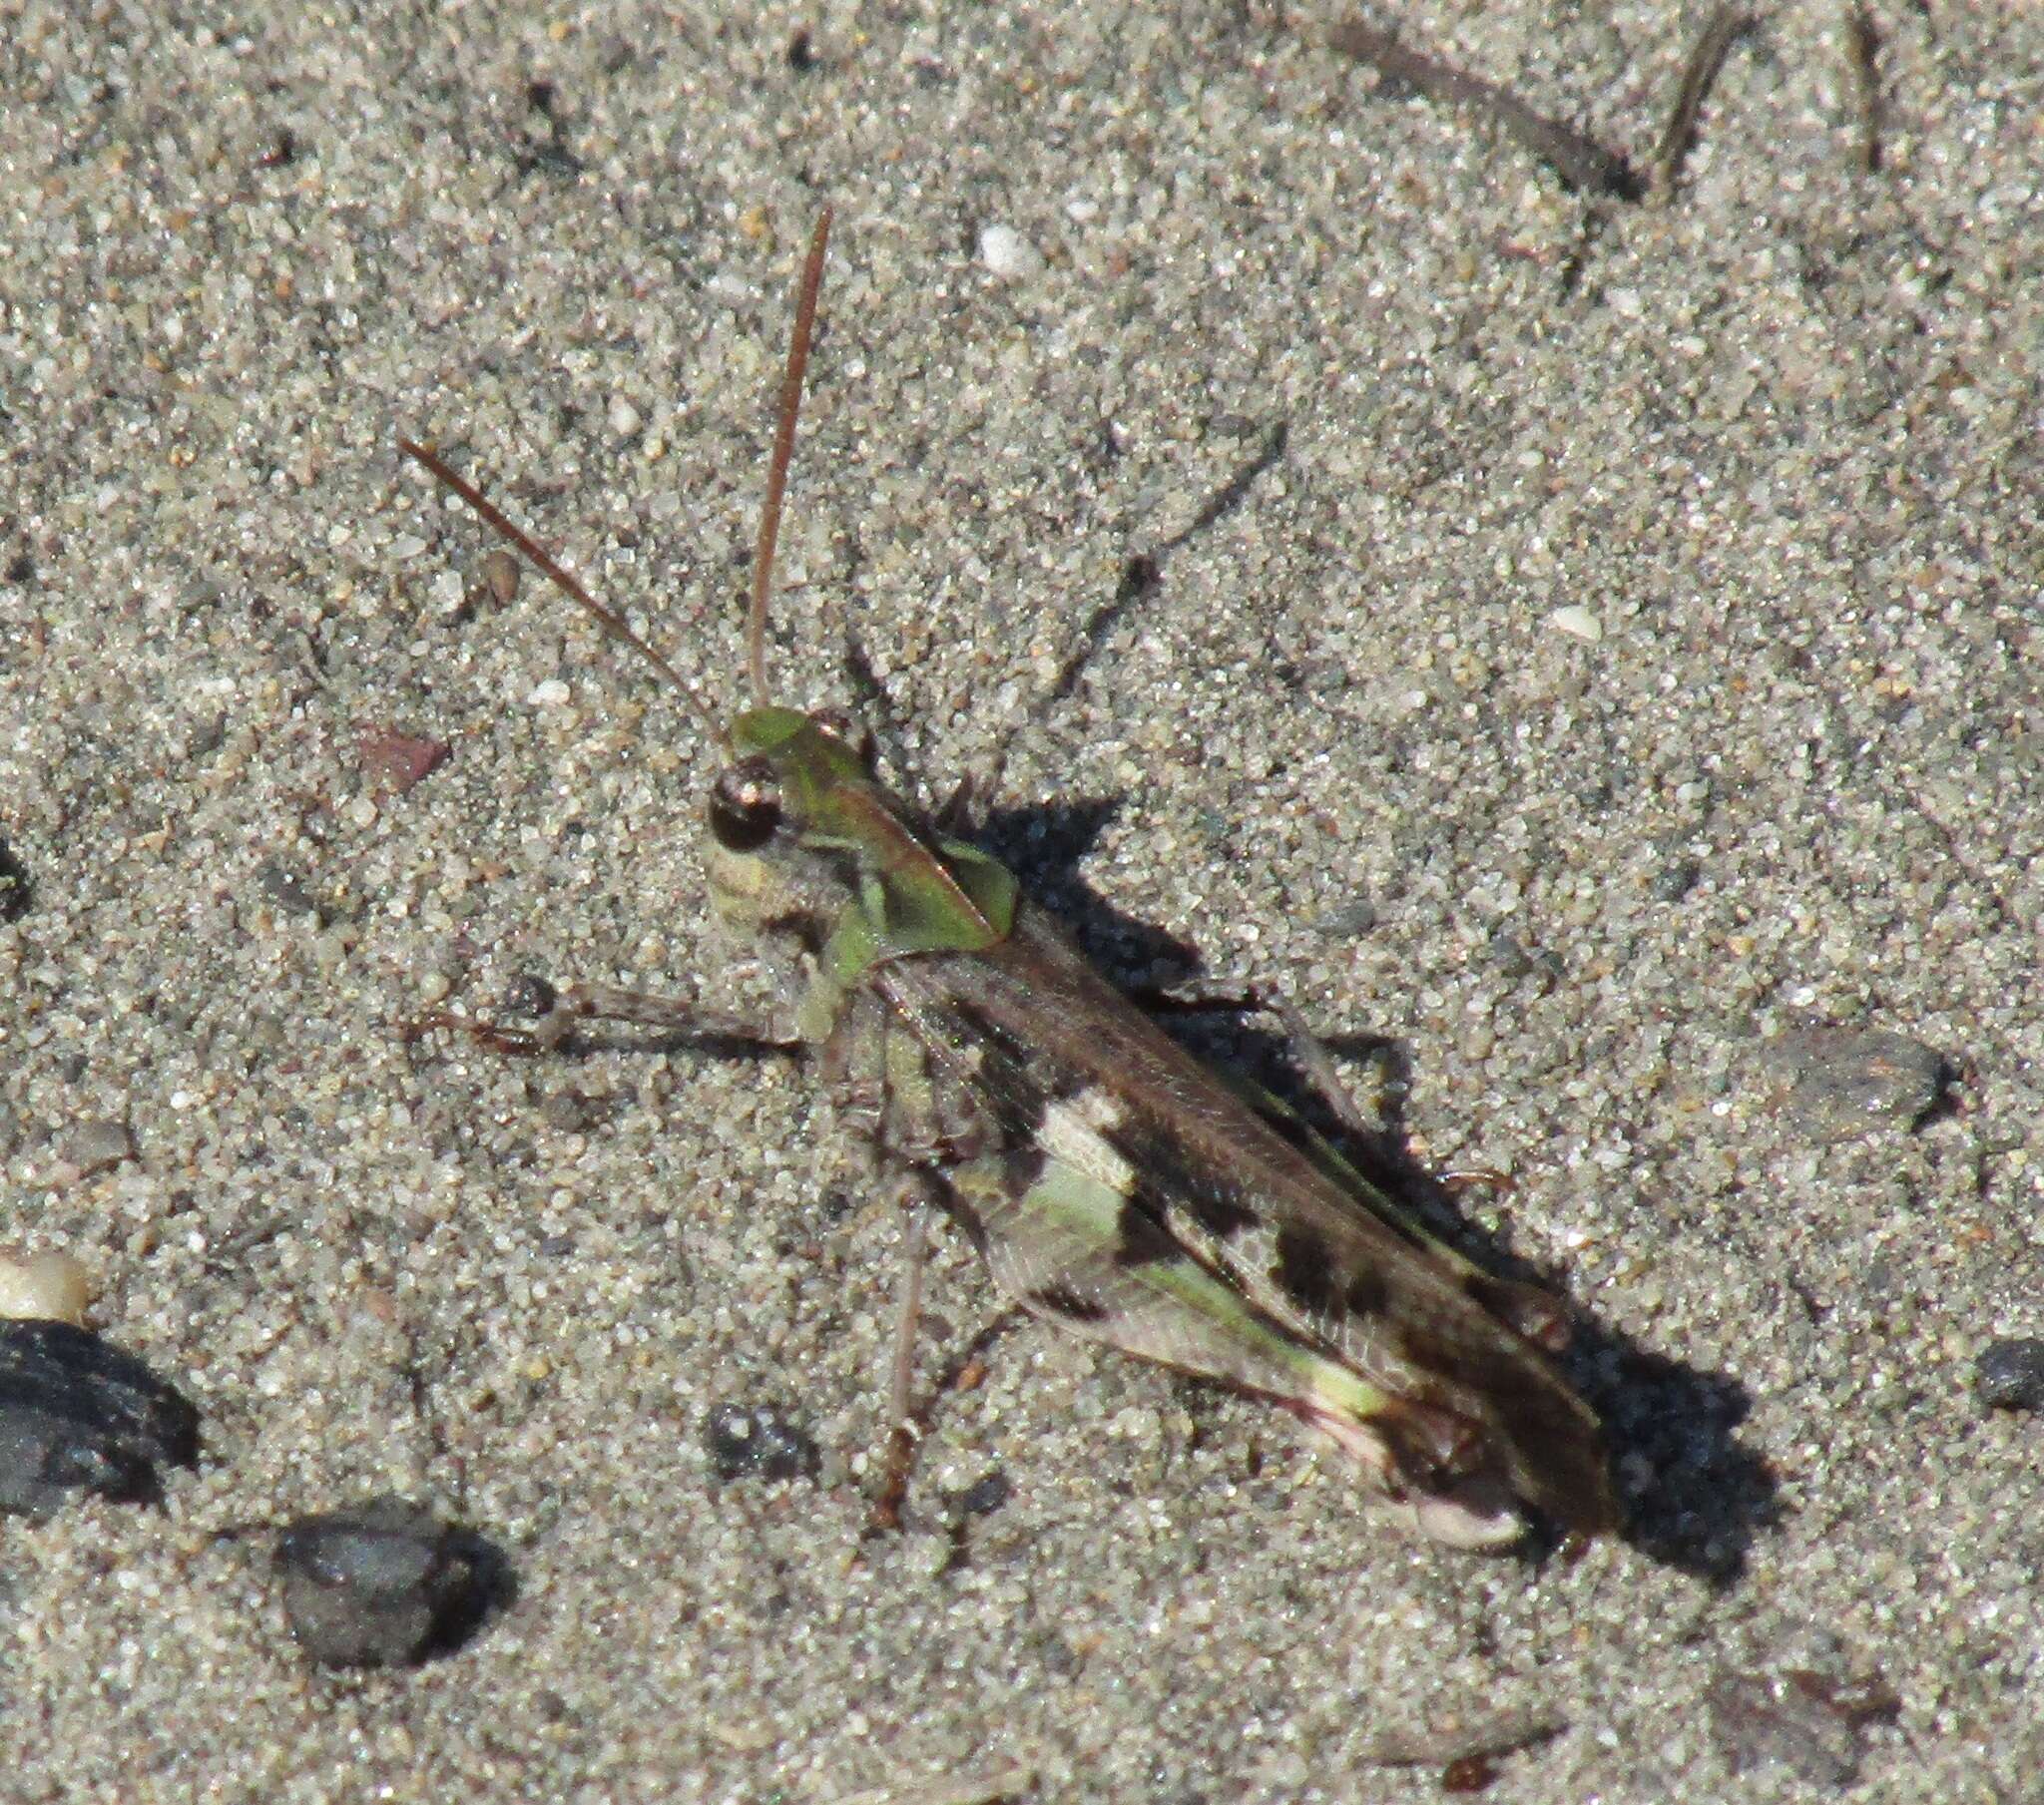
[399,212,1615,1550]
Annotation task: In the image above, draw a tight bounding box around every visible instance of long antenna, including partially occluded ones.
[397,437,727,746]
[747,208,833,705]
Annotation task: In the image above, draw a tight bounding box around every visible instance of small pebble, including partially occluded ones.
[0,837,28,921]
[702,1404,817,1483]
[55,1119,135,1184]
[1757,1027,1948,1142]
[1486,931,1536,979]
[539,1090,597,1134]
[256,860,325,922]
[482,547,521,606]
[977,223,1044,279]
[1974,1337,2044,1411]
[502,972,558,1019]
[1548,604,1604,642]
[957,1471,1012,1517]
[274,1497,496,1667]
[1702,1662,1898,1789]
[1654,858,1703,901]
[0,1320,199,1518]
[0,1251,91,1325]
[1312,896,1378,938]
[356,723,450,795]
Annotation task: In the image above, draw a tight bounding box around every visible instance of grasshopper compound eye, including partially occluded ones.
[708,756,784,852]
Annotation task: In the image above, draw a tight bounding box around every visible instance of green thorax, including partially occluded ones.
[732,706,1018,982]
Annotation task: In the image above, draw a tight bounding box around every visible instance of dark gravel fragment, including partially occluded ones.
[499,972,558,1021]
[57,1118,136,1181]
[1312,895,1378,938]
[1703,1663,1899,1788]
[273,1497,502,1667]
[958,1471,1012,1517]
[1757,1027,1949,1141]
[1653,857,1703,901]
[355,722,450,795]
[0,1320,200,1518]
[1973,1337,2044,1411]
[0,835,29,921]
[256,860,325,923]
[703,1403,818,1483]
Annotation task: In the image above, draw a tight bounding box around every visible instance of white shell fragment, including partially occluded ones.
[1548,605,1605,643]
[977,223,1044,278]
[0,1250,92,1326]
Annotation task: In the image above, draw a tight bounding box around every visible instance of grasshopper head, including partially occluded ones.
[704,705,1018,987]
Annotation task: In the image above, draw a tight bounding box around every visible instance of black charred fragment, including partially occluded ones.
[0,835,29,922]
[1975,1338,2044,1411]
[274,1497,502,1667]
[703,1403,819,1484]
[0,1320,199,1518]
[957,1470,1012,1516]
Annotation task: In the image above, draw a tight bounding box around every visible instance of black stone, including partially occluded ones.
[0,1320,199,1518]
[274,1497,499,1667]
[1761,1027,1949,1142]
[703,1404,818,1483]
[1975,1337,2044,1411]
[958,1471,1012,1517]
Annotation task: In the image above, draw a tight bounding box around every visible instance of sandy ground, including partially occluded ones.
[2,3,2039,1801]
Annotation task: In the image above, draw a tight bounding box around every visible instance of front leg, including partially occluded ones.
[816,992,1008,1528]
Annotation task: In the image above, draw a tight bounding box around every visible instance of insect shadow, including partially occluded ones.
[969,789,1778,1584]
